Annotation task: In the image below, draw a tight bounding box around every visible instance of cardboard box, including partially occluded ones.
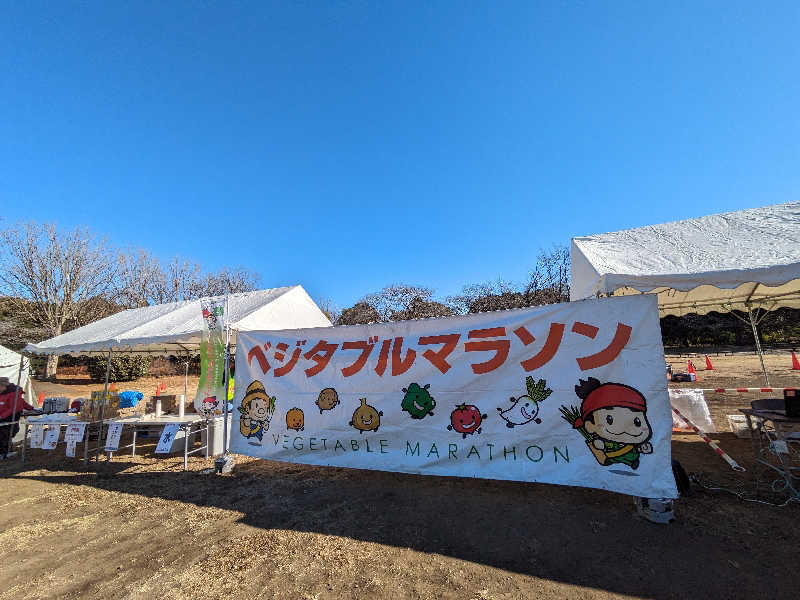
[145,395,178,415]
[80,392,121,421]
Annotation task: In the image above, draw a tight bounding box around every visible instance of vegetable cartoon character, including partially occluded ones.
[286,407,304,431]
[447,404,487,438]
[497,376,551,428]
[349,398,383,434]
[559,377,653,470]
[316,387,340,414]
[238,380,276,443]
[401,383,436,419]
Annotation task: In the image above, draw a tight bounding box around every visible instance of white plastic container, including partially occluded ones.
[202,415,232,456]
[727,414,753,439]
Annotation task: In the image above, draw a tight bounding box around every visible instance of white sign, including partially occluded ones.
[231,295,678,499]
[29,423,44,448]
[43,425,61,450]
[105,423,124,451]
[65,422,87,443]
[65,440,77,457]
[155,424,180,454]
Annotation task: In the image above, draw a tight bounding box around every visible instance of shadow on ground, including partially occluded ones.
[2,435,798,599]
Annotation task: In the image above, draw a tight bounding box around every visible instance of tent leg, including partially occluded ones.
[96,348,112,462]
[6,355,24,457]
[748,308,770,387]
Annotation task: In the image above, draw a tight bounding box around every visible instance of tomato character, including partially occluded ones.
[447,404,488,438]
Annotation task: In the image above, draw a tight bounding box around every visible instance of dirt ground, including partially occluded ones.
[1,353,799,599]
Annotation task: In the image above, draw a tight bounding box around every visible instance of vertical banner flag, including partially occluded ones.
[194,299,226,418]
[43,425,61,450]
[65,440,77,457]
[231,295,677,498]
[105,422,124,451]
[156,424,181,454]
[29,423,44,448]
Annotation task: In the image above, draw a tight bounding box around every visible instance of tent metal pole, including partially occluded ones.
[215,296,234,473]
[222,327,230,456]
[96,347,112,462]
[6,354,24,457]
[747,308,770,387]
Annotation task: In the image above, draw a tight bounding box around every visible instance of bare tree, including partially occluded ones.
[523,244,570,305]
[115,248,164,308]
[199,266,261,297]
[446,279,522,314]
[390,296,453,321]
[0,222,117,376]
[116,251,261,307]
[363,284,435,322]
[338,301,380,325]
[158,256,203,303]
[446,246,570,315]
[315,297,341,324]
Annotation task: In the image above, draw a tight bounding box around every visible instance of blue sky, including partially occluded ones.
[1,1,798,308]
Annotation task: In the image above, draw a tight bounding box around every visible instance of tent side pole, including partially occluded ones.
[222,328,230,456]
[748,308,770,387]
[215,297,233,474]
[96,348,112,462]
[6,354,24,457]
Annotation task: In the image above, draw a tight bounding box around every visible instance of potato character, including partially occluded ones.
[316,387,340,414]
[286,407,304,431]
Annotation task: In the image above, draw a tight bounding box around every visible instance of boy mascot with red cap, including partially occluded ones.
[237,380,276,445]
[560,377,653,469]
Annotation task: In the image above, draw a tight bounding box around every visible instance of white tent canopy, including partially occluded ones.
[24,286,332,356]
[1,343,36,406]
[570,201,800,316]
[570,201,800,384]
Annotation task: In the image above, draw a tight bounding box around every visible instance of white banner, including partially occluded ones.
[64,422,87,443]
[29,423,44,448]
[65,440,77,457]
[43,425,60,450]
[105,422,124,451]
[230,295,677,498]
[155,424,180,454]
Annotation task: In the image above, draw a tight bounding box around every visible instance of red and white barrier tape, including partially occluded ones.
[671,406,746,472]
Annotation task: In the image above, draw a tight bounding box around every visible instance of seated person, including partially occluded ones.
[0,376,35,459]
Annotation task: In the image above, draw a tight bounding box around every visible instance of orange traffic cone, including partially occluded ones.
[792,351,800,371]
[687,360,696,375]
[705,355,714,370]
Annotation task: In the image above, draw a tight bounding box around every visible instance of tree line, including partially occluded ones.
[333,244,571,325]
[0,221,260,375]
[1,221,796,380]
